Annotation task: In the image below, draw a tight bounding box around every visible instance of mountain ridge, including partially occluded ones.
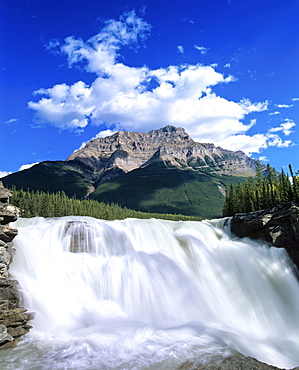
[2,125,261,218]
[67,125,258,185]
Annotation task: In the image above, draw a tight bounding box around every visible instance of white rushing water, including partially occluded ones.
[1,216,299,369]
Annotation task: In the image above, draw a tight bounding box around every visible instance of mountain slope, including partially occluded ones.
[2,161,94,199]
[89,161,245,218]
[2,125,260,218]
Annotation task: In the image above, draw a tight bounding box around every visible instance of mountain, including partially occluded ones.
[67,125,258,181]
[2,126,260,218]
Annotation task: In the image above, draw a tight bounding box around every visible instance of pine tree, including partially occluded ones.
[279,169,291,203]
[289,164,299,200]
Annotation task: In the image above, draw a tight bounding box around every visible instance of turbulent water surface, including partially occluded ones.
[1,216,299,369]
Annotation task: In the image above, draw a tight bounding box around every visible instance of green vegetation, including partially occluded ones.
[223,164,299,217]
[90,162,247,219]
[3,160,249,219]
[2,161,92,198]
[10,188,202,221]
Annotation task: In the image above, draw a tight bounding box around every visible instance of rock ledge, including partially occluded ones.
[0,181,34,348]
[230,201,299,269]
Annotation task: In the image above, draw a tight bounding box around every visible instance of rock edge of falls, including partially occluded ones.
[0,181,34,348]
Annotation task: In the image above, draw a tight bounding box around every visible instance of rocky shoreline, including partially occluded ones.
[0,181,33,348]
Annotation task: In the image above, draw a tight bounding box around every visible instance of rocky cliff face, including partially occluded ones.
[230,201,299,270]
[0,182,34,348]
[67,125,259,184]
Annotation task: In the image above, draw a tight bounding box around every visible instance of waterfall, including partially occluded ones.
[2,216,299,369]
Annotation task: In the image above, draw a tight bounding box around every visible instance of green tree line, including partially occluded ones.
[223,164,299,217]
[10,187,201,221]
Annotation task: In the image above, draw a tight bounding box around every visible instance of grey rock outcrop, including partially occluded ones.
[179,353,299,369]
[0,181,34,348]
[230,201,299,269]
[67,125,260,185]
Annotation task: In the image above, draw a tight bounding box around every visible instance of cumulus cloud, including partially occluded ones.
[218,132,293,155]
[19,162,39,171]
[269,119,295,136]
[0,171,11,178]
[28,10,291,155]
[29,81,93,130]
[217,120,295,155]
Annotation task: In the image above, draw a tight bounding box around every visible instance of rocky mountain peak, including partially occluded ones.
[67,125,259,184]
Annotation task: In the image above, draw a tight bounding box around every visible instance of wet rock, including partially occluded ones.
[0,225,18,243]
[179,353,298,370]
[0,182,34,349]
[0,324,13,346]
[0,205,18,225]
[0,279,20,309]
[230,201,299,269]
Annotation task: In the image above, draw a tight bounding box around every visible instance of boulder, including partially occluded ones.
[0,225,18,243]
[230,201,299,269]
[0,205,18,225]
[0,324,13,347]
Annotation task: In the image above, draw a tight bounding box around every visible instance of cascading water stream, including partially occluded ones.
[1,216,299,369]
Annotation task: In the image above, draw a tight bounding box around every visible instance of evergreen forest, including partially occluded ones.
[9,163,299,221]
[10,187,201,221]
[223,164,299,217]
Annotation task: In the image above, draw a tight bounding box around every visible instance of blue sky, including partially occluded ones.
[1,0,299,177]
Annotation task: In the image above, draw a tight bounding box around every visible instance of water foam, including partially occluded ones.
[2,216,299,369]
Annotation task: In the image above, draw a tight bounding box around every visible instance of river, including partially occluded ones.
[1,216,299,369]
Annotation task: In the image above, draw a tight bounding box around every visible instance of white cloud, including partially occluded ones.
[269,119,296,136]
[29,81,93,129]
[194,45,208,55]
[217,131,293,155]
[224,63,231,68]
[19,162,39,171]
[269,111,280,116]
[45,38,60,53]
[177,45,184,54]
[0,171,11,178]
[276,104,293,108]
[292,98,299,102]
[94,129,117,138]
[238,98,268,114]
[266,134,292,148]
[74,129,118,152]
[5,118,18,124]
[59,10,151,75]
[218,133,269,155]
[29,10,292,156]
[258,156,268,162]
[217,119,295,154]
